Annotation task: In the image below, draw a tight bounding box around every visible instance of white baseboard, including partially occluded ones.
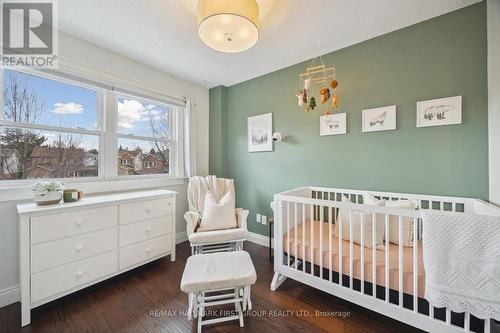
[247,231,273,248]
[0,285,19,308]
[0,231,189,309]
[176,231,188,244]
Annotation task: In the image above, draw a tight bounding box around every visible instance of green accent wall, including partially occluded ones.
[210,3,488,236]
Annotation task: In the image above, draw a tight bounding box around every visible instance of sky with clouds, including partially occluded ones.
[117,97,169,137]
[3,69,97,130]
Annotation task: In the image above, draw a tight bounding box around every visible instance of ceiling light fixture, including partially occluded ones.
[198,0,260,53]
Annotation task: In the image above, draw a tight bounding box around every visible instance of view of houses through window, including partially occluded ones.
[0,70,100,180]
[1,69,173,181]
[117,140,169,176]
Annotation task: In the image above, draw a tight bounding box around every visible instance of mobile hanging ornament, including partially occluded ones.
[320,88,330,104]
[296,56,338,113]
[308,96,317,111]
[296,89,307,107]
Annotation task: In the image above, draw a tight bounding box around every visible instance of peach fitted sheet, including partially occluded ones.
[283,220,425,298]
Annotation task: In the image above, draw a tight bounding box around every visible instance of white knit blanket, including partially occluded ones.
[422,210,500,320]
[187,175,235,214]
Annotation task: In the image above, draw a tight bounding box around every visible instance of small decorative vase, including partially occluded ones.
[33,191,63,206]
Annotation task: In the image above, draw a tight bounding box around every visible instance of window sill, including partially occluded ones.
[0,177,186,203]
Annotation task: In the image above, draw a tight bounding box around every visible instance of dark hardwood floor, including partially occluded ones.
[0,241,425,333]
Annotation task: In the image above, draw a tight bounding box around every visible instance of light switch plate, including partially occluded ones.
[261,215,267,225]
[256,213,261,223]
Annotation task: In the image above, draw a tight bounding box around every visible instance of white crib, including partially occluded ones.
[270,186,500,333]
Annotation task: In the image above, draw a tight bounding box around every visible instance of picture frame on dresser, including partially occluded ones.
[17,190,176,327]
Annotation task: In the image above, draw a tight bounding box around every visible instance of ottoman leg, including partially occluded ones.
[187,293,193,320]
[197,308,202,333]
[193,292,200,318]
[234,288,244,328]
[197,292,205,333]
[242,286,247,311]
[247,285,252,311]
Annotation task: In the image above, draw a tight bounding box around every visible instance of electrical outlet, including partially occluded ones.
[261,215,267,225]
[256,213,261,223]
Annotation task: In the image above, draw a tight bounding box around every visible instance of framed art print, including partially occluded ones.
[320,113,347,136]
[362,105,397,133]
[416,96,462,128]
[248,113,273,152]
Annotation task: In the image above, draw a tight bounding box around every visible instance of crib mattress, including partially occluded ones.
[283,220,425,298]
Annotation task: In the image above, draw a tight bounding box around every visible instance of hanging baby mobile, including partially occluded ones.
[296,56,339,115]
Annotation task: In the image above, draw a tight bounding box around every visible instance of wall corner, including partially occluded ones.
[209,85,228,177]
[488,0,500,205]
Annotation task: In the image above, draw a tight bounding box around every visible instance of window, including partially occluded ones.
[1,69,101,180]
[0,69,183,184]
[117,95,171,176]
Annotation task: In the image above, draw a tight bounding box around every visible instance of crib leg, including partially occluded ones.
[270,272,287,291]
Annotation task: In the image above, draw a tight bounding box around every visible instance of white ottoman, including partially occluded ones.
[180,251,257,333]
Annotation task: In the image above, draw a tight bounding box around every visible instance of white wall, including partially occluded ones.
[0,31,209,306]
[488,0,500,206]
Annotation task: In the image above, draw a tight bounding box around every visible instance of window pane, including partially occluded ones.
[2,69,98,131]
[117,95,170,138]
[0,126,99,180]
[118,138,169,176]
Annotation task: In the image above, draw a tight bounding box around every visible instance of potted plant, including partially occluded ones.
[32,180,65,205]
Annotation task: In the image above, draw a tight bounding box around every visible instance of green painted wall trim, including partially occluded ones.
[209,3,488,236]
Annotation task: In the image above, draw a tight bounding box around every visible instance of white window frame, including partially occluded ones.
[0,68,105,187]
[0,67,185,189]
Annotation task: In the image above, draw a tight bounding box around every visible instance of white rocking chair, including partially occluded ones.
[184,176,249,254]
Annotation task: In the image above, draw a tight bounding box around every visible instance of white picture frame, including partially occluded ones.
[416,96,462,128]
[362,105,397,133]
[320,113,347,136]
[248,113,273,152]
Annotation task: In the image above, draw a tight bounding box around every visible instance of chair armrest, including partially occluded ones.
[235,208,249,230]
[184,211,200,237]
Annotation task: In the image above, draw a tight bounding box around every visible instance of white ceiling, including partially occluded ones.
[57,0,481,88]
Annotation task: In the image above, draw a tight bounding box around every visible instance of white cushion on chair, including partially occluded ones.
[180,251,256,293]
[199,191,237,231]
[188,228,248,245]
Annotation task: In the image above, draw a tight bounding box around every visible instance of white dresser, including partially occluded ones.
[17,189,176,326]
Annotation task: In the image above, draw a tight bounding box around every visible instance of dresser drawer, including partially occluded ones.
[119,197,173,225]
[31,250,117,303]
[119,235,172,269]
[31,206,118,244]
[31,228,117,274]
[119,216,172,247]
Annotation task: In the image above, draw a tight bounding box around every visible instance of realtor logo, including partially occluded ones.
[1,1,58,68]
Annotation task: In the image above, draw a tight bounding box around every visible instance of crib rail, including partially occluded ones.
[271,187,493,333]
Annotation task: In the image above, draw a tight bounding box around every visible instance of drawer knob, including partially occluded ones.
[146,207,152,213]
[146,247,152,253]
[75,219,84,226]
[76,244,84,251]
[76,270,84,277]
[146,227,152,233]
